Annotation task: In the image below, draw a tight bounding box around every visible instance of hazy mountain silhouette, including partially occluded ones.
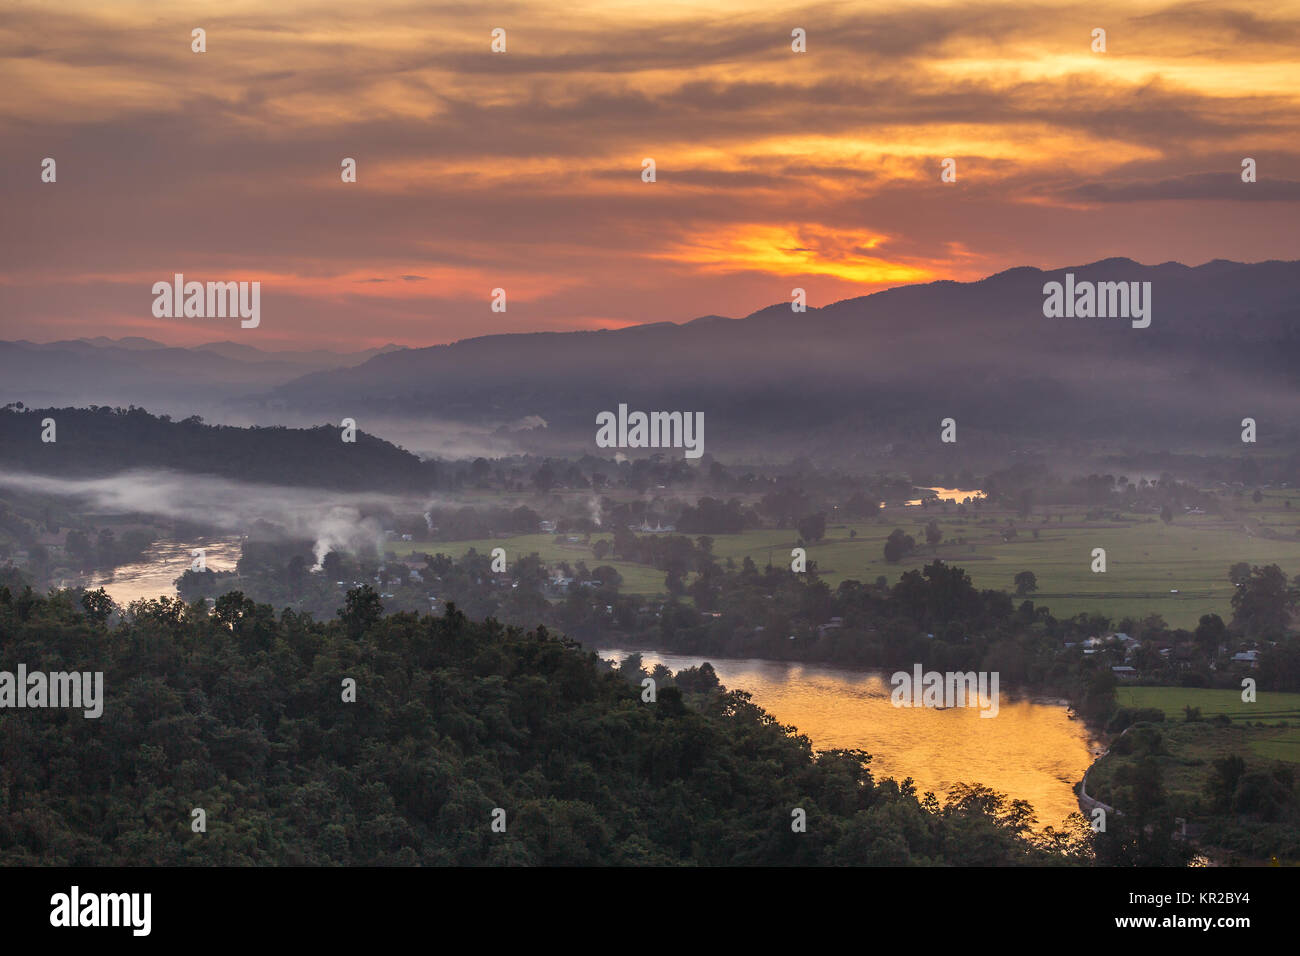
[261,259,1300,460]
[5,261,1296,463]
[0,339,406,412]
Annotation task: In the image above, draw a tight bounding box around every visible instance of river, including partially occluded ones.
[84,536,243,607]
[902,486,987,506]
[598,647,1099,831]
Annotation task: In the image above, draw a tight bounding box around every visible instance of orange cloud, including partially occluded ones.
[657,224,937,284]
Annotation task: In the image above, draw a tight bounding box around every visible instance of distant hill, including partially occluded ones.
[263,259,1300,461]
[0,339,406,414]
[73,336,168,351]
[189,341,406,366]
[5,261,1298,464]
[0,406,434,492]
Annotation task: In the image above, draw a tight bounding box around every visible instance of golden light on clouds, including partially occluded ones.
[658,225,937,284]
[2,0,1299,347]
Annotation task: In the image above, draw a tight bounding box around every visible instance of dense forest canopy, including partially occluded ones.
[0,582,1110,866]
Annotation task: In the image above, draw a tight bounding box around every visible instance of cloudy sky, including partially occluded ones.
[2,0,1298,349]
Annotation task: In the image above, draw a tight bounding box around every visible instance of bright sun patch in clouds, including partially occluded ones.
[658,225,936,284]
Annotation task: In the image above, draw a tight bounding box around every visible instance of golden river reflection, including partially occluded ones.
[600,648,1099,831]
[85,537,243,607]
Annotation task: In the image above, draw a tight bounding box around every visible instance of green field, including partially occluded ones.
[1116,686,1300,765]
[389,492,1300,629]
[1085,719,1288,841]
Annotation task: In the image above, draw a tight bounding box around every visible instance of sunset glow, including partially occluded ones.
[3,0,1299,348]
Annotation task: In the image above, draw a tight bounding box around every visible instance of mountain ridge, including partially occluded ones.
[251,258,1300,460]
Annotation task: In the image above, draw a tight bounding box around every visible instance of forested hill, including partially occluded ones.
[0,406,434,492]
[0,583,1103,866]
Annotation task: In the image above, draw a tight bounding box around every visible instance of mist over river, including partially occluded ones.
[598,647,1100,831]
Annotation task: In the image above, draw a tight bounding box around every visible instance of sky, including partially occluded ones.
[2,0,1299,350]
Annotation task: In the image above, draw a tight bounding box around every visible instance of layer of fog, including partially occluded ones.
[0,468,449,569]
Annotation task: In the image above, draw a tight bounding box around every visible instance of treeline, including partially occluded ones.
[0,583,1097,865]
[63,527,155,570]
[422,505,543,540]
[175,540,1300,708]
[603,530,711,572]
[0,406,435,492]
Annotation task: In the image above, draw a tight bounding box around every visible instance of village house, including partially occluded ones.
[1232,649,1260,668]
[817,617,845,638]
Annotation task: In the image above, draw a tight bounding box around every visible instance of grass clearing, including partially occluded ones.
[1117,686,1300,765]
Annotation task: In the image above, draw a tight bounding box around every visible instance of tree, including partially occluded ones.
[924,520,942,553]
[843,492,880,519]
[1231,564,1296,639]
[1229,562,1252,587]
[890,561,982,629]
[1194,613,1227,656]
[1205,755,1246,813]
[532,463,555,493]
[590,565,623,590]
[340,585,383,639]
[797,513,826,544]
[611,526,635,559]
[1096,755,1192,866]
[80,587,115,625]
[1017,488,1034,518]
[1014,571,1038,596]
[322,550,344,579]
[883,528,915,563]
[677,498,746,535]
[758,486,811,528]
[1159,505,1173,524]
[618,652,646,683]
[664,568,686,596]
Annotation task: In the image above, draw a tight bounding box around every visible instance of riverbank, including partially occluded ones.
[1080,688,1300,865]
